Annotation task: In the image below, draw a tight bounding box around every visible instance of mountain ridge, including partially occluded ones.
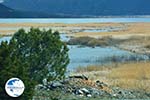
[2,0,150,18]
[0,3,70,18]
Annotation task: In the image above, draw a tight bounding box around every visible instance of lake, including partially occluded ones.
[68,45,149,70]
[1,18,150,23]
[0,18,150,70]
[0,36,149,71]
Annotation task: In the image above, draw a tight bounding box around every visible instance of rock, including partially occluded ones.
[35,84,46,90]
[112,93,117,97]
[78,90,84,94]
[43,78,47,86]
[74,89,84,95]
[50,81,63,88]
[87,94,92,97]
[69,75,88,80]
[81,88,90,94]
[96,80,108,89]
[60,78,70,84]
[111,87,137,99]
[66,87,73,93]
[74,88,93,97]
[35,78,150,99]
[89,88,100,96]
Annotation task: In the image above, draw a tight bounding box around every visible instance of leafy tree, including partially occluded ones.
[0,28,69,99]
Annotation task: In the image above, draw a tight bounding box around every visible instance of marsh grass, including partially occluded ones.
[67,36,109,47]
[75,62,150,92]
[75,65,111,72]
[107,62,150,92]
[108,62,150,80]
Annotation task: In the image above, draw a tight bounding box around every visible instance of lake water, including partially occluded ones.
[0,36,149,70]
[83,27,124,33]
[0,37,11,43]
[1,18,150,23]
[0,18,150,70]
[68,46,148,70]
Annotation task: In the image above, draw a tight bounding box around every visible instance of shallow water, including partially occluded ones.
[0,36,149,71]
[1,18,150,23]
[0,37,11,43]
[83,27,123,32]
[83,29,109,32]
[67,46,149,70]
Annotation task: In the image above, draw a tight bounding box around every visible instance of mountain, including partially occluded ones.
[0,3,12,12]
[0,3,68,18]
[2,0,150,17]
[0,3,15,17]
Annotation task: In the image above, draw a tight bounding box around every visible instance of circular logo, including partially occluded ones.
[5,78,25,97]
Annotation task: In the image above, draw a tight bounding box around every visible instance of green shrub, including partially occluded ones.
[0,28,69,99]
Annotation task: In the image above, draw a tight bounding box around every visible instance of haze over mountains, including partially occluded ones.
[1,0,150,18]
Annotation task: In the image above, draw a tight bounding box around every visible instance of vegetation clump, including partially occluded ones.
[0,28,69,99]
[67,36,109,47]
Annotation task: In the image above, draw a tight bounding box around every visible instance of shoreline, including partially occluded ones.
[0,22,150,36]
[1,15,150,19]
[1,22,150,55]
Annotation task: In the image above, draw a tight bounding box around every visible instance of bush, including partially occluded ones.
[0,41,35,100]
[0,28,69,99]
[11,28,69,83]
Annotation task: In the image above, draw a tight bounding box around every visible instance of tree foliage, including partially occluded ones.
[0,41,35,100]
[0,28,69,99]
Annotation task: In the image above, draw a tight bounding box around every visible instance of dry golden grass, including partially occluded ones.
[0,30,16,36]
[109,79,150,92]
[73,31,129,37]
[107,62,150,92]
[75,65,114,73]
[0,22,122,36]
[74,62,150,92]
[73,22,150,37]
[0,22,122,27]
[1,22,150,38]
[0,30,16,33]
[127,23,150,34]
[108,62,150,79]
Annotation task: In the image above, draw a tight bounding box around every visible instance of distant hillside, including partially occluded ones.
[0,3,14,17]
[3,0,150,17]
[0,3,12,12]
[0,3,68,18]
